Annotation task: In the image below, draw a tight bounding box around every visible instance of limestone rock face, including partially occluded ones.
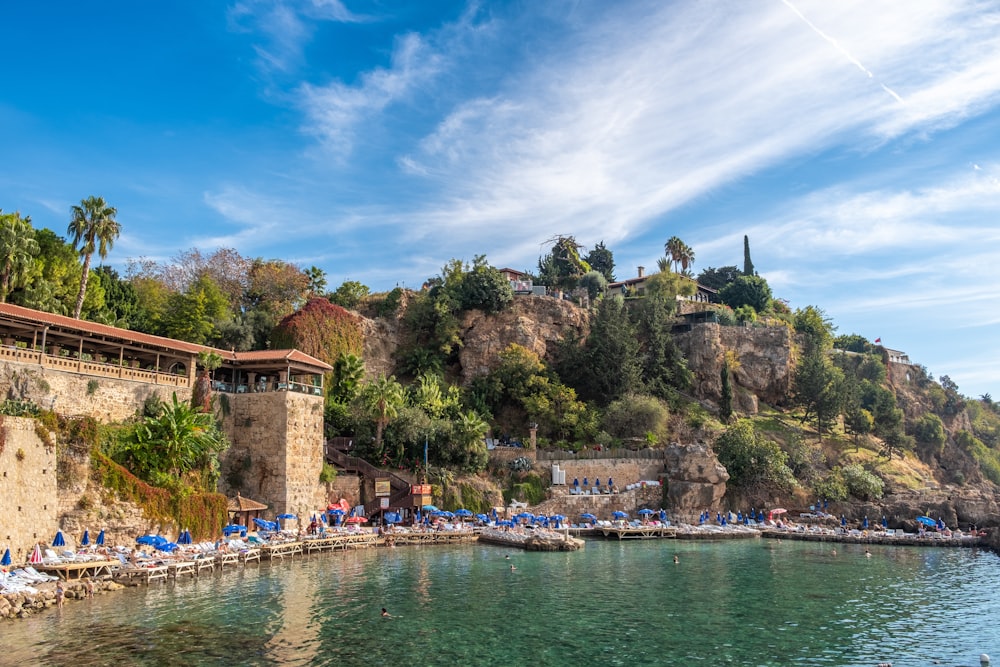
[663,442,729,512]
[457,296,590,381]
[674,323,794,411]
[360,316,400,378]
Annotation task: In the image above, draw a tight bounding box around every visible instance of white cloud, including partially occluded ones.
[297,33,442,155]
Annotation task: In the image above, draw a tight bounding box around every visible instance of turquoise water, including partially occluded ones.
[5,539,999,666]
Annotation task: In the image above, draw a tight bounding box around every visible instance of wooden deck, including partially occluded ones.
[116,564,169,583]
[598,525,677,540]
[388,531,478,546]
[35,560,119,580]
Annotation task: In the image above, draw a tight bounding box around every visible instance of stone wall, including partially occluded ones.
[219,391,326,517]
[0,360,190,422]
[546,459,664,488]
[0,417,57,561]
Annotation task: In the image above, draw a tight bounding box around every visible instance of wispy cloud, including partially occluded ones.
[228,0,363,74]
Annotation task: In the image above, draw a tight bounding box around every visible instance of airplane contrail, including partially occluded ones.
[781,0,904,103]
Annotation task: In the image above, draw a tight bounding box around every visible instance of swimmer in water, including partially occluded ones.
[381,608,390,617]
[673,555,679,564]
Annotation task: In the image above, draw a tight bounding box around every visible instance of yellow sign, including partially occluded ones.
[375,479,391,497]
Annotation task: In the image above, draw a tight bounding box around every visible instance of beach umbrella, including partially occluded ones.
[1,548,11,566]
[612,511,629,520]
[52,531,65,547]
[422,504,439,512]
[916,516,937,527]
[516,512,534,519]
[222,524,244,536]
[81,530,90,546]
[96,530,105,546]
[638,509,655,516]
[862,516,869,529]
[475,513,489,522]
[276,513,297,519]
[580,513,597,521]
[345,516,367,524]
[384,512,402,524]
[30,544,43,564]
[551,514,565,528]
[659,509,667,522]
[178,530,192,545]
[155,542,179,552]
[881,516,888,528]
[454,509,473,518]
[137,535,166,546]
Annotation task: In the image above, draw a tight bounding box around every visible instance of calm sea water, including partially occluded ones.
[4,539,999,667]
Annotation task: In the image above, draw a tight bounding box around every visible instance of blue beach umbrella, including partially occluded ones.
[475,513,489,522]
[659,509,667,522]
[638,509,655,516]
[454,509,473,518]
[551,514,565,528]
[81,530,90,546]
[422,505,439,512]
[222,524,245,536]
[137,535,166,546]
[178,530,192,545]
[384,512,402,524]
[96,530,105,546]
[155,542,179,552]
[916,516,936,527]
[612,511,629,520]
[1,548,11,566]
[276,513,297,520]
[53,531,66,547]
[580,513,597,523]
[881,516,888,528]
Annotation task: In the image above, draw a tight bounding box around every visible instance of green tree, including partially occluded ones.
[91,266,139,327]
[719,275,772,313]
[305,265,327,296]
[330,280,370,309]
[719,360,733,423]
[537,236,590,292]
[118,393,229,489]
[578,270,608,301]
[633,297,691,399]
[833,333,870,353]
[459,259,513,313]
[601,393,670,442]
[68,195,120,319]
[330,352,365,404]
[161,274,231,344]
[844,403,873,452]
[714,419,795,493]
[696,265,740,291]
[793,306,835,351]
[585,241,615,282]
[566,297,641,404]
[793,347,845,441]
[912,413,946,456]
[0,211,39,302]
[743,235,755,276]
[665,236,685,273]
[360,374,406,455]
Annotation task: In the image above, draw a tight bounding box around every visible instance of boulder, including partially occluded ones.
[663,442,729,512]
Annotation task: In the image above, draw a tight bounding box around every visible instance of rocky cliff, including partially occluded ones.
[458,296,590,381]
[358,294,590,382]
[674,323,795,411]
[663,442,729,520]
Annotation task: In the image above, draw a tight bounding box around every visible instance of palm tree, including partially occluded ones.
[665,236,684,272]
[678,242,696,275]
[68,196,120,319]
[361,374,405,454]
[0,211,39,302]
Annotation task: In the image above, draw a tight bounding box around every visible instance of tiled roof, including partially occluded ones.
[229,349,333,371]
[0,302,333,372]
[0,302,205,353]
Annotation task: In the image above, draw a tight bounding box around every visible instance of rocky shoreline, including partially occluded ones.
[0,579,125,620]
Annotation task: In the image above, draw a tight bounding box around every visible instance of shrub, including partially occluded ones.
[841,463,884,500]
[319,462,338,484]
[602,393,669,442]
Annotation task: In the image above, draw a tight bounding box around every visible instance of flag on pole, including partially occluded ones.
[874,337,881,343]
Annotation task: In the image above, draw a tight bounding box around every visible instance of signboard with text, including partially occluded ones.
[375,479,391,497]
[411,484,432,495]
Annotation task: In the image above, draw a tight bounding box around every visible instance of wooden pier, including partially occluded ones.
[598,525,677,540]
[34,560,119,581]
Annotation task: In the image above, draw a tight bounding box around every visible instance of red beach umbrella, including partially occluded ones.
[30,543,43,564]
[345,516,367,524]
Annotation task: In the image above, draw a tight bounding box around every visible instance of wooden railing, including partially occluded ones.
[0,345,189,387]
[324,444,414,507]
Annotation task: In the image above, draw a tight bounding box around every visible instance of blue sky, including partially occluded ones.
[2,1,1000,398]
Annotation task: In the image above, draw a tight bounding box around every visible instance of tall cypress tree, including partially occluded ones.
[743,235,755,277]
[719,360,733,423]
